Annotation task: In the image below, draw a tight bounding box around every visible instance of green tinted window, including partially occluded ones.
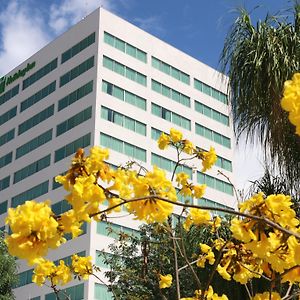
[104,32,147,63]
[0,152,12,169]
[21,81,56,112]
[0,176,9,191]
[194,78,228,104]
[102,80,146,110]
[18,105,54,135]
[195,100,229,126]
[197,172,233,195]
[58,81,93,111]
[13,154,51,184]
[54,133,91,162]
[0,128,14,146]
[151,103,191,130]
[16,129,52,159]
[56,107,92,136]
[61,32,95,63]
[60,57,94,87]
[0,85,19,106]
[23,59,57,90]
[0,200,7,215]
[100,133,146,162]
[101,106,146,136]
[103,56,146,86]
[195,123,231,149]
[46,283,84,300]
[11,181,49,208]
[151,79,190,107]
[0,106,17,126]
[152,57,190,84]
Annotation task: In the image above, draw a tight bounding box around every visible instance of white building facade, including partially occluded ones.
[0,8,235,300]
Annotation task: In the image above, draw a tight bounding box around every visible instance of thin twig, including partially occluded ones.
[90,195,300,240]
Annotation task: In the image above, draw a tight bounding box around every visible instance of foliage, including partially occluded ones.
[0,232,18,300]
[220,3,300,196]
[102,219,251,300]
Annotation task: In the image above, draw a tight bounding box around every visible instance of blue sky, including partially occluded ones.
[0,0,295,192]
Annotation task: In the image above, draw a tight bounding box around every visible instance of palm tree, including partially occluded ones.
[220,3,300,196]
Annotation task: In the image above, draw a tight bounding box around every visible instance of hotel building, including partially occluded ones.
[0,7,235,300]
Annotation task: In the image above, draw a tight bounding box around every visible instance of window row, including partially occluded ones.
[20,81,56,112]
[194,78,228,104]
[0,176,10,191]
[215,156,232,172]
[97,221,140,239]
[0,151,12,169]
[56,106,92,137]
[100,133,146,162]
[152,79,190,107]
[58,80,93,111]
[151,103,191,130]
[197,172,233,195]
[151,153,193,178]
[198,197,233,217]
[13,154,51,184]
[62,32,96,64]
[196,123,231,149]
[16,129,53,159]
[52,199,72,215]
[101,106,146,136]
[103,56,147,86]
[0,106,17,126]
[0,128,14,146]
[11,180,49,208]
[54,133,91,162]
[152,57,190,84]
[53,251,86,266]
[60,56,94,87]
[23,58,58,90]
[102,80,146,110]
[14,268,33,288]
[104,31,147,63]
[0,84,19,106]
[0,200,7,215]
[18,104,54,135]
[45,283,84,300]
[195,100,229,126]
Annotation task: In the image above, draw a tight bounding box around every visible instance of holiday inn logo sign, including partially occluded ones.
[0,61,36,94]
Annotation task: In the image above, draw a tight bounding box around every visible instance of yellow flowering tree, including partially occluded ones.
[3,74,300,299]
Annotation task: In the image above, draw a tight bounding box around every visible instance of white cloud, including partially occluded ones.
[133,16,165,35]
[0,1,50,76]
[49,0,114,35]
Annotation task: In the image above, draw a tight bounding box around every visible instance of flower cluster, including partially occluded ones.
[281,72,300,135]
[5,200,65,265]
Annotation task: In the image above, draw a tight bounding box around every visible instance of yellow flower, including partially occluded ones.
[201,147,217,172]
[32,259,72,286]
[5,200,64,264]
[71,254,93,280]
[157,133,170,150]
[252,292,281,300]
[176,172,189,186]
[281,73,300,135]
[183,139,195,154]
[170,128,183,143]
[126,166,176,223]
[183,208,211,231]
[192,184,206,199]
[159,274,172,289]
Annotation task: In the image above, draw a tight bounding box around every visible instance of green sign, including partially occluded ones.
[0,61,36,94]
